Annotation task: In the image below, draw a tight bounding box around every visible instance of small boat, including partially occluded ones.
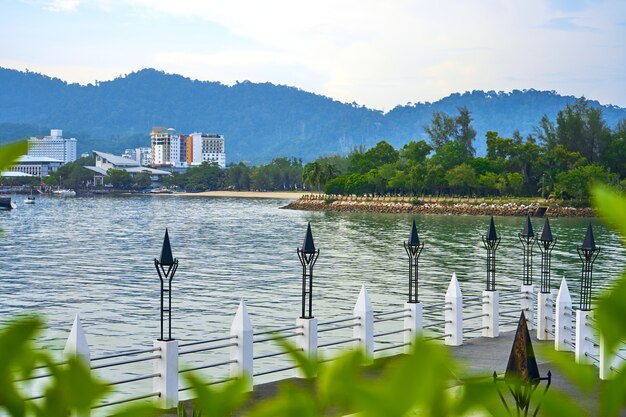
[24,190,36,204]
[150,188,173,194]
[0,196,17,210]
[53,189,76,197]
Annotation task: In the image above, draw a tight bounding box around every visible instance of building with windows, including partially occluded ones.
[123,147,152,166]
[8,156,63,177]
[150,127,225,168]
[27,129,77,164]
[85,151,171,187]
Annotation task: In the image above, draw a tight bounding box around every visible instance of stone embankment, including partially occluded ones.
[284,195,595,217]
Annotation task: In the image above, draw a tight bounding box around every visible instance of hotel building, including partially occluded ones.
[27,129,77,164]
[150,127,225,168]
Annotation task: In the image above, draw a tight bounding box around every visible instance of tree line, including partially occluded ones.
[3,98,624,201]
[303,99,626,201]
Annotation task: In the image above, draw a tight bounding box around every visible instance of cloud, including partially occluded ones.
[8,0,626,108]
[42,0,81,12]
[540,16,596,31]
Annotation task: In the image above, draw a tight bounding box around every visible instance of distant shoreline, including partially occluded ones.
[175,190,305,199]
[284,195,595,217]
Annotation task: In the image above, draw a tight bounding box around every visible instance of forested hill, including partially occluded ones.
[1,67,625,163]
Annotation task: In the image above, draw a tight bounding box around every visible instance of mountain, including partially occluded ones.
[1,67,625,163]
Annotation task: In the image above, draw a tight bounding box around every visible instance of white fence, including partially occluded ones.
[16,274,625,414]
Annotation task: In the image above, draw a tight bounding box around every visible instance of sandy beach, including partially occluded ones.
[175,190,307,199]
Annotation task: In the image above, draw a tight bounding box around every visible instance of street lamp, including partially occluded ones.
[577,223,600,311]
[482,216,501,291]
[537,218,556,294]
[297,222,319,319]
[155,229,178,341]
[518,214,536,286]
[404,219,424,303]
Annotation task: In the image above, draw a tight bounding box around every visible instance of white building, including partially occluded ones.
[85,151,171,187]
[150,127,226,168]
[123,147,152,166]
[8,156,63,177]
[28,129,77,164]
[191,133,226,168]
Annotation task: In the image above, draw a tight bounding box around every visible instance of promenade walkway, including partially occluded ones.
[168,330,620,416]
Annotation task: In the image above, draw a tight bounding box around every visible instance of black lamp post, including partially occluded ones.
[494,311,551,416]
[518,214,536,286]
[297,222,319,319]
[482,216,501,291]
[537,218,556,294]
[404,219,424,303]
[155,229,178,341]
[577,223,600,311]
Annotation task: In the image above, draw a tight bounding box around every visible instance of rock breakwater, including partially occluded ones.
[284,197,594,217]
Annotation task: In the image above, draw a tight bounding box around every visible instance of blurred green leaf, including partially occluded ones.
[599,359,626,417]
[592,184,626,242]
[540,389,589,417]
[272,335,317,379]
[182,373,248,417]
[538,346,596,394]
[0,141,28,172]
[247,382,318,417]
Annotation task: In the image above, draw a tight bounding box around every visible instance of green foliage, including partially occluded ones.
[0,316,157,417]
[105,168,133,189]
[553,165,617,200]
[0,140,28,172]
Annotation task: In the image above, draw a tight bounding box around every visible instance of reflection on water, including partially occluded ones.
[0,194,624,392]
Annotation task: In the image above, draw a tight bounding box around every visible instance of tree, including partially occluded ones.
[424,111,456,151]
[553,164,618,200]
[133,171,152,190]
[454,106,476,157]
[400,140,432,164]
[445,163,477,195]
[105,169,132,189]
[534,114,557,150]
[556,97,611,163]
[227,162,251,191]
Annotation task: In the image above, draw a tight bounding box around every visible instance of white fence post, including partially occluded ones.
[599,335,620,380]
[554,278,573,352]
[404,301,423,354]
[354,285,374,361]
[575,310,595,365]
[230,300,253,391]
[482,290,499,338]
[521,284,534,330]
[153,339,179,409]
[444,273,463,346]
[295,317,317,377]
[64,315,91,417]
[536,291,554,341]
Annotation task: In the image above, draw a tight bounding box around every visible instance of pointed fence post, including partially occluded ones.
[554,278,573,352]
[65,314,91,364]
[575,310,595,365]
[445,273,463,346]
[536,291,554,341]
[64,315,91,417]
[230,300,253,391]
[354,285,374,361]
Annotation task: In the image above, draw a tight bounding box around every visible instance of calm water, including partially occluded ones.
[0,194,624,396]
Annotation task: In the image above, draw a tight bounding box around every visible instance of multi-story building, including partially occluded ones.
[9,156,63,177]
[123,147,152,166]
[150,127,225,168]
[27,129,77,164]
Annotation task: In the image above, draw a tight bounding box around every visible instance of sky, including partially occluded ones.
[1,0,625,110]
